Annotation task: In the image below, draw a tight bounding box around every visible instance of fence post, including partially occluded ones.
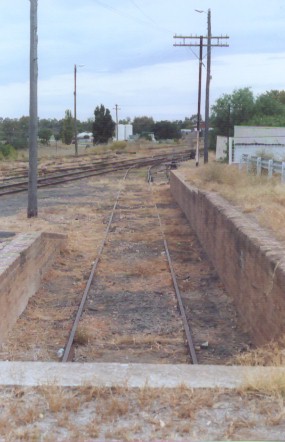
[246,156,251,174]
[282,162,285,184]
[256,157,261,176]
[268,159,273,178]
[228,137,233,165]
[239,157,243,172]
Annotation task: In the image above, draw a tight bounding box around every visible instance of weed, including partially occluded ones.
[242,370,285,398]
[180,160,285,242]
[103,397,130,420]
[87,418,100,438]
[38,386,81,413]
[74,327,89,346]
[225,417,256,439]
[232,335,285,366]
[109,141,128,151]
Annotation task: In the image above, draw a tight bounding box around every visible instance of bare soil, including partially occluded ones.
[0,166,251,364]
[0,155,284,440]
[0,385,285,441]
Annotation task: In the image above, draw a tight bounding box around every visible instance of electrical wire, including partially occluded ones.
[93,0,175,34]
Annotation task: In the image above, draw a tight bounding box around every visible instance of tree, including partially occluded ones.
[181,114,203,130]
[38,128,52,145]
[133,116,155,135]
[153,121,181,140]
[211,87,255,137]
[254,90,285,118]
[92,104,115,144]
[119,117,131,124]
[62,110,73,145]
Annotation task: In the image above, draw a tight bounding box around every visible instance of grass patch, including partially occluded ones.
[242,370,285,398]
[180,160,285,242]
[232,335,285,367]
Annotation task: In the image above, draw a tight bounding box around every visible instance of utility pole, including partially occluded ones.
[196,36,203,166]
[27,0,38,218]
[74,64,78,156]
[114,104,120,141]
[74,64,84,155]
[174,26,229,165]
[204,9,212,164]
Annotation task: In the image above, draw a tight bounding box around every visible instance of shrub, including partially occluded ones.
[0,143,17,160]
[109,141,127,151]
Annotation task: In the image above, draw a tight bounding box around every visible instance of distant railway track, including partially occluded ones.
[0,150,193,197]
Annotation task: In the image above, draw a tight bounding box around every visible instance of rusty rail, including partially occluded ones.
[62,168,131,362]
[148,165,198,364]
[0,151,193,197]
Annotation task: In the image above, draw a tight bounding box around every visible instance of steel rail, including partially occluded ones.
[147,166,198,364]
[0,152,192,197]
[0,148,193,184]
[61,168,132,362]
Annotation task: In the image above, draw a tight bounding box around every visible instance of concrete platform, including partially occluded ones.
[0,231,66,344]
[0,361,284,389]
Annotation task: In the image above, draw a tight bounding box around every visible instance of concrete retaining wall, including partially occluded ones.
[170,171,285,345]
[0,232,65,344]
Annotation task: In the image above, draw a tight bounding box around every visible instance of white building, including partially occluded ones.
[233,126,285,163]
[116,124,133,141]
[77,132,93,144]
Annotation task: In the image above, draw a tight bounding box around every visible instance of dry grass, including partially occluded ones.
[242,370,285,398]
[180,160,285,242]
[232,335,285,366]
[74,327,90,346]
[38,386,82,413]
[225,417,257,439]
[111,334,183,347]
[1,385,285,440]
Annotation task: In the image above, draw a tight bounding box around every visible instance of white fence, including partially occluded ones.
[240,155,285,183]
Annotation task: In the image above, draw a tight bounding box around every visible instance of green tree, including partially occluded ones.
[254,90,285,117]
[119,117,131,124]
[92,105,115,144]
[38,128,52,145]
[62,110,74,145]
[153,121,181,140]
[133,116,155,135]
[211,87,255,137]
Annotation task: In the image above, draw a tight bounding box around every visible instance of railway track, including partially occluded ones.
[0,150,194,197]
[0,161,251,365]
[62,165,198,364]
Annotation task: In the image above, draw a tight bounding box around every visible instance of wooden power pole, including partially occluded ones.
[27,0,38,218]
[114,104,120,141]
[174,18,229,165]
[74,64,78,156]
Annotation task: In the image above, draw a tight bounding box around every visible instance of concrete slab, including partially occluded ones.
[0,361,284,389]
[0,231,66,344]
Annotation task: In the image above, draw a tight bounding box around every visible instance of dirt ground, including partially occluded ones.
[0,158,284,440]
[0,385,285,441]
[0,166,251,364]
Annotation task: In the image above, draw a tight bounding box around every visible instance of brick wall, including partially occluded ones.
[170,171,285,345]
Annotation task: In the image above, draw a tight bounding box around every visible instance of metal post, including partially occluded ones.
[74,64,78,156]
[27,0,38,218]
[268,159,273,178]
[282,162,285,184]
[257,157,262,176]
[195,36,203,167]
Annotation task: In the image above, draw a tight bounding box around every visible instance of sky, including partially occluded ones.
[0,0,285,122]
